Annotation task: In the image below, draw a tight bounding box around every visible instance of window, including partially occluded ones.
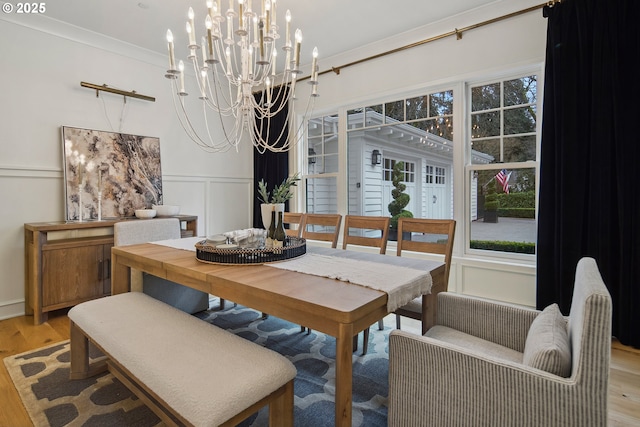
[384,159,415,183]
[467,75,538,255]
[344,90,454,220]
[302,68,539,260]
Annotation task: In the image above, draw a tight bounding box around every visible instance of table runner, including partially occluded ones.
[151,238,436,312]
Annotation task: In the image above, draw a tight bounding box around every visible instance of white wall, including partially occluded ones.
[0,15,254,319]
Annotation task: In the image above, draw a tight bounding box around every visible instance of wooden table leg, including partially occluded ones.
[335,323,353,427]
[422,271,445,334]
[110,252,131,295]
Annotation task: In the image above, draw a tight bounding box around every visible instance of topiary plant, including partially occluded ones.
[483,178,499,223]
[388,161,413,229]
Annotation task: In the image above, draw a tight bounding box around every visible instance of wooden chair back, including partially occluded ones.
[300,214,342,248]
[282,212,305,238]
[342,215,390,254]
[397,218,456,284]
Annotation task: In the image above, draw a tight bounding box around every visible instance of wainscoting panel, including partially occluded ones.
[161,178,208,236]
[459,261,536,307]
[206,179,253,235]
[156,176,253,238]
[0,170,64,320]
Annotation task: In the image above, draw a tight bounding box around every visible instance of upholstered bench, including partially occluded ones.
[68,292,296,427]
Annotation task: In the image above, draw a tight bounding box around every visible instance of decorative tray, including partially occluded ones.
[195,237,306,265]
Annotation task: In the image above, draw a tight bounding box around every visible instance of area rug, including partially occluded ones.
[5,302,391,427]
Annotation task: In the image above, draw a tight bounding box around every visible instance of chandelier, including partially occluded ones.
[165,0,319,153]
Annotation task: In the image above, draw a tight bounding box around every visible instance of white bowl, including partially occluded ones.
[152,204,180,217]
[135,209,157,219]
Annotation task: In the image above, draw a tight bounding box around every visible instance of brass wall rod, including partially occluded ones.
[300,1,553,82]
[80,81,156,102]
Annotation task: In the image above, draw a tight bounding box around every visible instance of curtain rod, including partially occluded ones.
[300,1,559,82]
[80,82,156,103]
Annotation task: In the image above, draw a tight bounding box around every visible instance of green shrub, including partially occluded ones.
[388,161,413,229]
[497,208,535,219]
[470,240,536,254]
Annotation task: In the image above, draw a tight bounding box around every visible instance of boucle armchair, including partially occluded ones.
[388,257,611,426]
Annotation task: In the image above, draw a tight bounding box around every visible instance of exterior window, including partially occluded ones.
[467,75,538,255]
[384,159,415,183]
[435,167,445,185]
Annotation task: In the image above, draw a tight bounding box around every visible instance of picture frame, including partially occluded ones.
[61,126,163,221]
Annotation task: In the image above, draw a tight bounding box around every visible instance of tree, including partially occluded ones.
[388,161,413,229]
[484,179,499,223]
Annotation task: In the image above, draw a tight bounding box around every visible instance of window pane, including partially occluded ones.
[469,168,536,254]
[365,105,382,127]
[504,76,537,106]
[385,101,404,122]
[471,138,499,164]
[306,176,338,214]
[471,83,500,111]
[431,117,454,139]
[504,105,537,135]
[429,90,453,116]
[471,111,500,137]
[406,95,429,120]
[307,115,339,174]
[347,108,364,129]
[504,135,537,163]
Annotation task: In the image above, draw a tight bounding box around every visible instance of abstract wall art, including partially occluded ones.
[62,126,163,221]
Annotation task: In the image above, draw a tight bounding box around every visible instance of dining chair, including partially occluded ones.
[114,218,210,314]
[392,217,456,334]
[282,212,305,238]
[342,215,390,354]
[341,215,390,254]
[300,213,342,248]
[297,213,342,333]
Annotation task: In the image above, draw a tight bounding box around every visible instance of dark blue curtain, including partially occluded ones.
[252,87,290,228]
[537,0,640,347]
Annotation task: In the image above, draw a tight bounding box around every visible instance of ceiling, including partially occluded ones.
[42,0,499,62]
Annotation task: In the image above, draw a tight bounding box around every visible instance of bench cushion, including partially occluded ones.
[69,292,296,426]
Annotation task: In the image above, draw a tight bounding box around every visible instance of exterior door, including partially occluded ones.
[424,164,447,218]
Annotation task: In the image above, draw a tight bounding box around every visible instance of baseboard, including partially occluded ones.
[0,299,25,321]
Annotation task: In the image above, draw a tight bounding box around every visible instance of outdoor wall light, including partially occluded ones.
[371,149,382,165]
[309,148,317,164]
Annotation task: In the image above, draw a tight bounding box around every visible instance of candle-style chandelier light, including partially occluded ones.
[165,0,319,153]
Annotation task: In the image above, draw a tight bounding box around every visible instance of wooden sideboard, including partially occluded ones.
[24,215,197,325]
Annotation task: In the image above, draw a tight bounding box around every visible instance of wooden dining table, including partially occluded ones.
[110,240,445,427]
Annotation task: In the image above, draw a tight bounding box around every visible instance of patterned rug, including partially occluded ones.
[4,302,391,427]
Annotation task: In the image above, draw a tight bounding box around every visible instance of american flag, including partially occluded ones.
[495,169,511,194]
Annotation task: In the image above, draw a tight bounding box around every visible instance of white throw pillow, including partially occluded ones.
[523,303,571,377]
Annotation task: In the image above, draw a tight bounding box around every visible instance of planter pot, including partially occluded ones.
[260,203,285,230]
[388,229,412,242]
[483,210,499,223]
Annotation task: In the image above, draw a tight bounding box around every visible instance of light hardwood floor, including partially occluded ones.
[1,311,639,426]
